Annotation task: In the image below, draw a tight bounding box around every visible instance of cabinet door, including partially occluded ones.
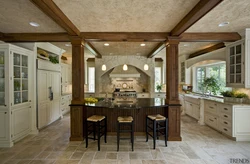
[226,41,245,87]
[50,72,61,100]
[185,102,192,116]
[11,105,30,140]
[38,70,49,102]
[51,100,60,122]
[0,50,8,107]
[38,102,49,129]
[0,111,9,141]
[61,64,66,85]
[193,104,200,120]
[12,51,30,105]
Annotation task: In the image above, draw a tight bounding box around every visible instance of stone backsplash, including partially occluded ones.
[100,68,149,93]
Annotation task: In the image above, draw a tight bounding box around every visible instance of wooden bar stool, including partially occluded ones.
[146,114,168,149]
[85,115,107,151]
[117,116,134,151]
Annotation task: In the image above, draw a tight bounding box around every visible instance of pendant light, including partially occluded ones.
[123,64,128,71]
[144,64,149,70]
[101,64,106,71]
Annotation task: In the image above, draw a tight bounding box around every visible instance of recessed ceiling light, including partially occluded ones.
[218,22,229,27]
[29,22,40,27]
[65,43,71,47]
[183,44,189,47]
[140,43,146,46]
[109,53,113,55]
[104,43,109,46]
[136,53,141,55]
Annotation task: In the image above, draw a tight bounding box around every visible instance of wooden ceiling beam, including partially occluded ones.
[30,0,80,36]
[170,0,223,36]
[0,33,70,42]
[85,42,102,58]
[81,32,170,42]
[147,43,166,58]
[188,42,225,59]
[180,32,241,42]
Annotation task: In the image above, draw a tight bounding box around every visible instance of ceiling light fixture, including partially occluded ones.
[144,64,149,71]
[104,43,109,46]
[29,22,40,27]
[218,22,229,27]
[65,43,71,47]
[140,43,146,46]
[123,64,128,71]
[102,64,106,71]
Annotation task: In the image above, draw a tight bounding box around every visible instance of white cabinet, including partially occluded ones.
[226,29,250,88]
[137,93,150,98]
[204,99,250,141]
[37,69,61,129]
[0,44,34,147]
[184,95,200,120]
[0,111,9,142]
[179,94,185,115]
[154,92,166,98]
[61,94,72,116]
[61,63,72,85]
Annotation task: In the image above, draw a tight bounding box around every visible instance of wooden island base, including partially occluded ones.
[70,98,182,141]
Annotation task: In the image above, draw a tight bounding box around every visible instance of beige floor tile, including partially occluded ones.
[1,114,250,164]
[106,152,117,159]
[142,160,167,164]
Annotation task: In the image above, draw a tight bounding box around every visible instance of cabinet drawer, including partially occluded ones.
[205,114,218,129]
[218,104,232,115]
[154,93,165,98]
[220,125,232,136]
[219,112,232,122]
[185,96,200,105]
[220,118,232,129]
[137,93,149,98]
[205,101,218,115]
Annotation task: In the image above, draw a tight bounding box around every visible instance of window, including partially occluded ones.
[196,63,226,95]
[155,67,161,92]
[88,67,95,92]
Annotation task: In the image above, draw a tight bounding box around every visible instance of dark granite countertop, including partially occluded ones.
[70,98,170,109]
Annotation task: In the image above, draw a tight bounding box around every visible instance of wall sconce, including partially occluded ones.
[123,64,128,71]
[144,64,149,70]
[102,64,106,71]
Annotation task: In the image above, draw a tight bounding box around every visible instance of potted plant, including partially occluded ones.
[156,83,162,92]
[221,91,248,103]
[202,76,221,96]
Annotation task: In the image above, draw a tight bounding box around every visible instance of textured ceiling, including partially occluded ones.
[156,42,216,58]
[187,0,250,35]
[0,0,65,33]
[53,0,199,32]
[0,0,250,58]
[91,42,159,56]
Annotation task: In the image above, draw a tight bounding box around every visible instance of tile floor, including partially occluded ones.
[1,114,250,164]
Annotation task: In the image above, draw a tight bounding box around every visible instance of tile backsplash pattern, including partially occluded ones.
[100,68,149,93]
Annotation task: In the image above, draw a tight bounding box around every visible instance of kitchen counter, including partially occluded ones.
[71,98,169,109]
[70,98,176,134]
[184,94,250,106]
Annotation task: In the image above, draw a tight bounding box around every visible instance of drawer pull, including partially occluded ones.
[224,121,228,125]
[209,119,214,122]
[61,103,65,105]
[224,115,228,118]
[223,128,228,131]
[214,104,217,106]
[209,106,214,109]
[224,108,228,111]
[190,104,192,106]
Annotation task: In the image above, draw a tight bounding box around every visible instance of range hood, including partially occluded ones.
[109,65,140,78]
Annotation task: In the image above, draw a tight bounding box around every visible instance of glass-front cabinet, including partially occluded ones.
[226,40,245,88]
[13,53,29,105]
[0,44,33,148]
[0,51,5,106]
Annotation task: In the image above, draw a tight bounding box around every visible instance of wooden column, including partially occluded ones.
[70,36,85,141]
[165,37,182,141]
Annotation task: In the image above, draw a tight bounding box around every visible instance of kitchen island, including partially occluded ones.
[70,98,178,140]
